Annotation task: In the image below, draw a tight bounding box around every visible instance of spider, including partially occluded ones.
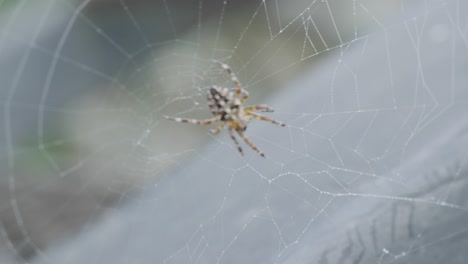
[164,61,285,157]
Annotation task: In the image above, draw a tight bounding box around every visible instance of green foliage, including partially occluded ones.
[0,0,16,13]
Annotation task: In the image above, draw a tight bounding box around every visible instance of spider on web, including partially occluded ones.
[164,60,285,157]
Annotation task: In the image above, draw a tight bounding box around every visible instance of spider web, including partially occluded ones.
[1,0,468,263]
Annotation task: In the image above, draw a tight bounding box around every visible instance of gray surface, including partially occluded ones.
[29,2,468,264]
[0,1,229,261]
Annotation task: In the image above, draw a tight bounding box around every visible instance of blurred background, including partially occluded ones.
[1,0,465,263]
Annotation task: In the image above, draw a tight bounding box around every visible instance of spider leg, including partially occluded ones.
[212,60,244,98]
[245,112,286,127]
[228,127,243,155]
[244,104,274,112]
[240,90,249,103]
[210,122,226,135]
[235,128,265,157]
[164,116,218,125]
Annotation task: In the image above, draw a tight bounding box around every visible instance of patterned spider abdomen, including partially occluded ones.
[207,86,241,121]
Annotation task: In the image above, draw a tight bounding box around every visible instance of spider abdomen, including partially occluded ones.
[208,86,241,121]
